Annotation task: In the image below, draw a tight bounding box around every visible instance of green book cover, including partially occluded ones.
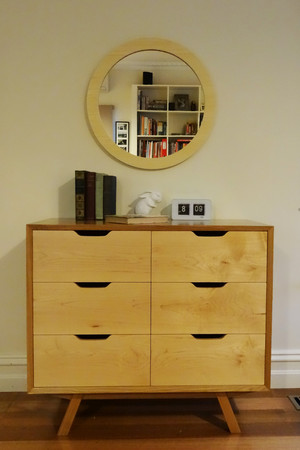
[95,173,106,220]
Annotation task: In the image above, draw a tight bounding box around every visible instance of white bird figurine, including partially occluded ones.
[134,191,162,215]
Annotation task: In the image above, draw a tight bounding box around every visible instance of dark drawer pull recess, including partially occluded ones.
[75,335,111,340]
[75,230,111,237]
[192,334,226,339]
[75,282,111,288]
[192,231,227,237]
[192,282,227,288]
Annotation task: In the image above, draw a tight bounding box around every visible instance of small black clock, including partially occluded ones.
[172,199,212,220]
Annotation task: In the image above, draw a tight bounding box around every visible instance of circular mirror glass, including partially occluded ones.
[86,39,215,170]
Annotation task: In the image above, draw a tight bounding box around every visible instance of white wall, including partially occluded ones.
[0,0,299,390]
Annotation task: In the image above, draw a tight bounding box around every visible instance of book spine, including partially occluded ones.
[84,171,96,221]
[103,175,117,216]
[161,138,167,157]
[95,173,105,220]
[75,170,85,220]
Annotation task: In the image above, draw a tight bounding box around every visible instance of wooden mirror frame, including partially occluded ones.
[86,38,215,170]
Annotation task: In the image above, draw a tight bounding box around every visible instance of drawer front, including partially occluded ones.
[152,231,267,282]
[152,283,266,334]
[34,335,150,387]
[34,282,150,334]
[151,334,265,386]
[33,230,151,282]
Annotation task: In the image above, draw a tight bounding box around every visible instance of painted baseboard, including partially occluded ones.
[270,350,300,388]
[0,353,299,392]
[0,356,27,392]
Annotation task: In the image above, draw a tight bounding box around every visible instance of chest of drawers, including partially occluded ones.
[26,219,273,434]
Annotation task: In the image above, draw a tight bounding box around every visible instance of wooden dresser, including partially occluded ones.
[26,219,273,435]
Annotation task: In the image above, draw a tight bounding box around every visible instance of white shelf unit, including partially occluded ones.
[131,85,204,157]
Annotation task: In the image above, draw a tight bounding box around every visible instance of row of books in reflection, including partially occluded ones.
[137,138,191,158]
[75,170,116,221]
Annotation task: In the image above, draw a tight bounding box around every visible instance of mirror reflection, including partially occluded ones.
[99,51,204,158]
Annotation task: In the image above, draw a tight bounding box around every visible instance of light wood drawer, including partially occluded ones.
[34,335,150,387]
[152,283,266,334]
[34,282,150,334]
[151,334,265,386]
[33,230,151,282]
[152,231,267,282]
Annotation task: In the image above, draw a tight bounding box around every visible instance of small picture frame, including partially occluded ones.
[115,121,129,151]
[174,94,189,111]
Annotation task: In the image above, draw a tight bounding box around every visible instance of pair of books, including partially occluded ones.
[185,122,197,135]
[75,170,117,221]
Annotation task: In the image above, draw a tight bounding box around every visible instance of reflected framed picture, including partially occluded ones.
[174,94,189,111]
[115,121,129,151]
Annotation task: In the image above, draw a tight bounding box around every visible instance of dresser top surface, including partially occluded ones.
[27,218,273,232]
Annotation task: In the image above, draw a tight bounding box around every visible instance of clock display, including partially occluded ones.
[193,204,205,216]
[178,203,190,215]
[171,199,212,221]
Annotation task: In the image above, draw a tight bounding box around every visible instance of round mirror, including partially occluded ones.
[86,38,215,170]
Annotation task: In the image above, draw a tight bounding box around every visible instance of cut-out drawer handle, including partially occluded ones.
[192,231,227,237]
[192,334,226,339]
[192,282,227,288]
[75,334,111,340]
[75,282,111,288]
[75,230,111,236]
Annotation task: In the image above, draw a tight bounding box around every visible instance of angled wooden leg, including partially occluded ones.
[58,394,82,436]
[217,393,241,434]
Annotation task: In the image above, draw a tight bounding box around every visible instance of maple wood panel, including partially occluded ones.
[34,335,150,387]
[152,231,267,282]
[151,334,265,386]
[27,221,273,395]
[33,230,151,282]
[34,282,150,335]
[152,282,266,334]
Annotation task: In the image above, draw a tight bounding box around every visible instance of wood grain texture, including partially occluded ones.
[27,218,273,229]
[151,334,265,386]
[217,393,241,433]
[152,231,267,282]
[26,219,273,436]
[1,390,299,448]
[152,282,266,334]
[54,392,240,436]
[34,335,150,387]
[29,384,268,395]
[57,394,82,436]
[34,282,150,334]
[26,226,34,392]
[265,226,274,389]
[33,230,151,282]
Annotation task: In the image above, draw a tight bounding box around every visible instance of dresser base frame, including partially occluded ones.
[57,392,241,436]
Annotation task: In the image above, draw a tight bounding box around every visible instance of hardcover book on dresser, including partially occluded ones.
[26,219,273,436]
[75,171,117,221]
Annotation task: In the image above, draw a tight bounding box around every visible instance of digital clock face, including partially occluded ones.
[172,199,212,220]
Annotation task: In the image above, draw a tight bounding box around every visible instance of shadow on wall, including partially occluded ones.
[58,178,75,218]
[0,240,27,354]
